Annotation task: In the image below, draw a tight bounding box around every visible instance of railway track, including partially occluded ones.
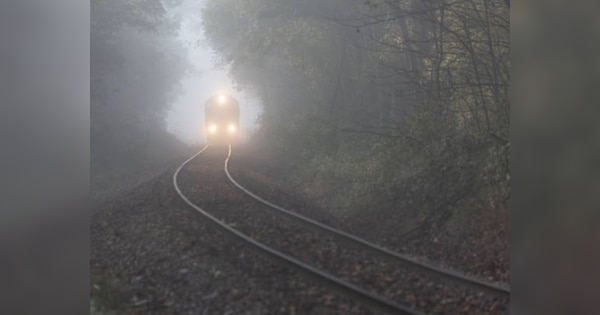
[173,145,509,314]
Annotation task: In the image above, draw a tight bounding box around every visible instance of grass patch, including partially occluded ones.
[90,273,131,314]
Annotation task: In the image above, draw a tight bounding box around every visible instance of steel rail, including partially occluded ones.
[173,145,421,315]
[224,145,510,297]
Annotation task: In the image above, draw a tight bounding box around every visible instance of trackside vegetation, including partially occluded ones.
[201,0,509,278]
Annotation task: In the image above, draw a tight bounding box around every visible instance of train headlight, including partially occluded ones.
[208,124,217,133]
[228,124,236,133]
[218,95,226,104]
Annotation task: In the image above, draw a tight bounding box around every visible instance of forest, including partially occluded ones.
[91,0,190,201]
[90,0,509,283]
[201,0,509,270]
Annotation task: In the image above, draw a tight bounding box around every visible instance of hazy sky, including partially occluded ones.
[166,0,262,145]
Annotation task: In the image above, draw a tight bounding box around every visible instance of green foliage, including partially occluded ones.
[203,0,509,225]
[90,273,128,313]
[92,0,189,181]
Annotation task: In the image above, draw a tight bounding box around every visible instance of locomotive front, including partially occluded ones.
[205,94,240,145]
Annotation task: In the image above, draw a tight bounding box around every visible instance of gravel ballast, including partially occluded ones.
[91,146,508,314]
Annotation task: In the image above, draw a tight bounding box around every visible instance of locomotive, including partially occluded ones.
[204,93,240,145]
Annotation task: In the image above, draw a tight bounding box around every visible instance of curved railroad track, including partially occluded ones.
[173,145,509,314]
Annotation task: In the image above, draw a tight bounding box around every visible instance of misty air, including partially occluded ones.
[91,0,510,313]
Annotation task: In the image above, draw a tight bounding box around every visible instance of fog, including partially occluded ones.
[2,0,600,313]
[91,0,263,188]
[166,0,262,145]
[0,0,598,314]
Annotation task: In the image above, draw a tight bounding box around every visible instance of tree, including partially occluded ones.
[91,0,188,174]
[201,0,509,226]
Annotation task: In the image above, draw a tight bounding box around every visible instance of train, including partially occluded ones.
[204,93,240,145]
